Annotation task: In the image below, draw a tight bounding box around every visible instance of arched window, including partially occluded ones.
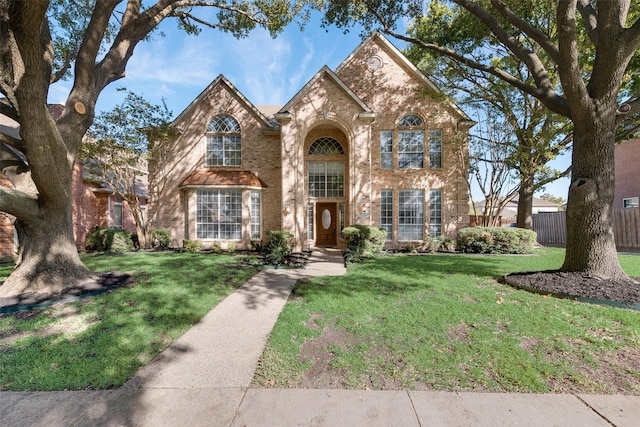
[308,137,344,155]
[307,137,345,198]
[205,115,241,166]
[398,114,424,168]
[398,114,424,127]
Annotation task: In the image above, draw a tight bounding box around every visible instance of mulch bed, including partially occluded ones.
[0,272,130,312]
[504,270,640,306]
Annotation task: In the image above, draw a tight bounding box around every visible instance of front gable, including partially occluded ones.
[278,66,374,129]
[336,32,472,126]
[172,74,276,133]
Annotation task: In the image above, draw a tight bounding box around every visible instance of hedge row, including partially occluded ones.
[456,227,537,254]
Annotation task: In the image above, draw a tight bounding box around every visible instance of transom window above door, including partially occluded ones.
[205,114,241,166]
[308,161,345,198]
[309,137,344,155]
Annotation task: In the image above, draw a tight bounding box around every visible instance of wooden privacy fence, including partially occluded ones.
[532,208,640,249]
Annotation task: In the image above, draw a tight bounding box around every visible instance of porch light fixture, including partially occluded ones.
[282,206,291,216]
[358,203,368,214]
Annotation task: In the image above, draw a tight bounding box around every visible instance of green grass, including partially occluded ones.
[254,248,640,393]
[0,252,258,391]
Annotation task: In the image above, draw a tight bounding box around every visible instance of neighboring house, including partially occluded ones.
[614,139,640,209]
[471,195,562,226]
[155,32,474,250]
[0,107,146,259]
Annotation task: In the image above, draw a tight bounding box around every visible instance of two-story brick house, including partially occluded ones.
[155,32,474,250]
[614,139,640,209]
[0,108,146,260]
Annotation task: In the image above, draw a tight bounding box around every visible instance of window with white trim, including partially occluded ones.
[112,196,123,228]
[251,191,261,239]
[308,204,314,240]
[398,190,424,241]
[308,161,345,198]
[196,190,242,239]
[309,137,344,154]
[398,114,424,169]
[381,190,393,240]
[429,189,442,237]
[429,129,443,168]
[380,130,393,169]
[623,197,639,208]
[205,115,241,166]
[339,203,345,238]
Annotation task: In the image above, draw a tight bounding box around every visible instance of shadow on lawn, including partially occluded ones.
[292,254,510,300]
[0,252,259,391]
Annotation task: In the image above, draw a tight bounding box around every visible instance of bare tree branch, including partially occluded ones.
[576,0,598,44]
[0,185,38,219]
[383,27,571,117]
[0,133,25,153]
[556,0,591,116]
[490,0,560,63]
[452,0,557,96]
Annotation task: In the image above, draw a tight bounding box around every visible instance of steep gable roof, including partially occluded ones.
[172,74,277,130]
[337,32,474,124]
[278,65,372,115]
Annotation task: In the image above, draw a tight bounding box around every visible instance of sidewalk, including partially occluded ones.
[1,249,639,426]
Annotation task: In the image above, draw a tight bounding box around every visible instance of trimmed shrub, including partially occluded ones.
[85,227,134,253]
[151,228,171,249]
[183,239,202,253]
[263,230,295,265]
[457,227,536,254]
[342,224,387,263]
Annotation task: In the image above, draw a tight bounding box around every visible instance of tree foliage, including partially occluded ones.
[404,0,573,229]
[321,0,640,280]
[467,109,519,227]
[83,89,174,249]
[0,0,312,297]
[539,193,566,207]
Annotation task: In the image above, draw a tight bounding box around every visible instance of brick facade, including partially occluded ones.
[1,105,144,258]
[0,162,143,257]
[156,33,473,250]
[614,139,640,208]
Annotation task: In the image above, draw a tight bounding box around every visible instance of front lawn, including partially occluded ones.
[254,248,640,393]
[0,252,258,391]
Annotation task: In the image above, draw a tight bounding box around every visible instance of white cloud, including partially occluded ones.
[48,82,71,106]
[126,36,221,86]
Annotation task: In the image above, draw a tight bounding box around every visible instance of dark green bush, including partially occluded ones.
[263,230,295,265]
[85,227,134,253]
[457,227,536,254]
[342,224,387,263]
[151,228,171,249]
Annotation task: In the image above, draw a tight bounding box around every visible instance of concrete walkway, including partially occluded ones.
[1,249,639,426]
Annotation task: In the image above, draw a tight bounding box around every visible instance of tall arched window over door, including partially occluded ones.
[307,137,345,198]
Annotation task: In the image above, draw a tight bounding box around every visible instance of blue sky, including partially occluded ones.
[48,11,570,201]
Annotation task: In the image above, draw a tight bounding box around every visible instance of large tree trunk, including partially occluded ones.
[0,200,92,297]
[561,106,627,280]
[516,176,534,229]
